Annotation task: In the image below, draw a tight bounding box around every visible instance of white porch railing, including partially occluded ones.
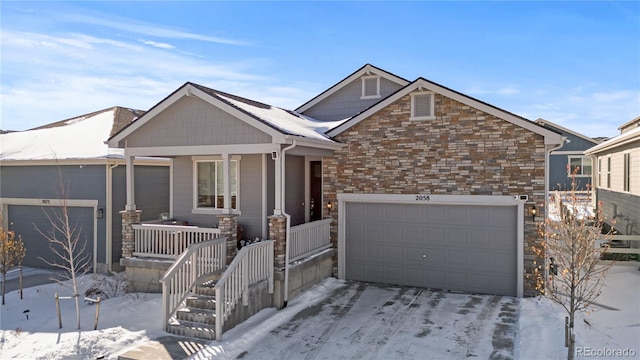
[160,237,227,329]
[132,224,222,259]
[214,240,274,340]
[289,218,332,262]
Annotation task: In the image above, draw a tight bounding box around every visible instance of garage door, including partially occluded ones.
[345,202,517,296]
[7,205,95,269]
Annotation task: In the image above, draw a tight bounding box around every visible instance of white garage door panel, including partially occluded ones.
[345,202,518,296]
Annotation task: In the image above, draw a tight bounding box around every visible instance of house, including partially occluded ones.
[535,119,601,191]
[107,64,563,339]
[585,116,640,238]
[0,107,170,274]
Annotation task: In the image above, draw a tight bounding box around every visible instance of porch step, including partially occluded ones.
[166,320,217,340]
[186,294,217,310]
[176,307,217,325]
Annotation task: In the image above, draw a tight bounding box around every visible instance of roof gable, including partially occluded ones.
[109,83,343,148]
[535,119,600,148]
[327,78,564,145]
[295,64,409,115]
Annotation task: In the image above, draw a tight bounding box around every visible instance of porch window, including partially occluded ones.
[568,156,592,177]
[195,160,238,209]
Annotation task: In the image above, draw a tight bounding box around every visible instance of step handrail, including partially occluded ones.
[160,237,227,329]
[214,240,274,340]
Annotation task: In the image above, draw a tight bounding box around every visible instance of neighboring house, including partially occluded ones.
[0,107,170,273]
[109,64,563,299]
[585,116,640,237]
[536,119,601,191]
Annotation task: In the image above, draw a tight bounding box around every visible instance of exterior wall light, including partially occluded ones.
[529,206,537,221]
[326,202,332,210]
[96,208,104,219]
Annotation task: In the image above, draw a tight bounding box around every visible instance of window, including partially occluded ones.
[195,159,238,210]
[606,156,611,188]
[361,76,380,99]
[598,158,604,187]
[410,92,435,120]
[568,156,592,176]
[624,153,631,192]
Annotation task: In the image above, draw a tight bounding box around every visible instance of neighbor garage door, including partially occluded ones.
[7,205,95,269]
[345,202,517,296]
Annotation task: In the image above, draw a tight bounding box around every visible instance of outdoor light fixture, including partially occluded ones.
[327,201,333,210]
[96,208,104,219]
[529,206,537,221]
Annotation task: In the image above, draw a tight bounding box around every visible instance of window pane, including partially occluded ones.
[231,160,238,209]
[582,157,592,175]
[197,162,215,207]
[569,157,582,175]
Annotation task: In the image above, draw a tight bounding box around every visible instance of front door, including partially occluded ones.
[309,161,322,221]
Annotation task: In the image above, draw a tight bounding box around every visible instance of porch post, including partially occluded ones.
[217,214,238,265]
[222,153,232,214]
[268,215,287,270]
[120,209,142,258]
[125,154,136,211]
[273,149,282,215]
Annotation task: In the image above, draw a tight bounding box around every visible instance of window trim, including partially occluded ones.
[606,156,611,189]
[409,91,436,121]
[192,156,241,214]
[360,75,381,99]
[567,156,592,177]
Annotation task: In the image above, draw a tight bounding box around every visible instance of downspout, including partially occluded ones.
[281,140,297,308]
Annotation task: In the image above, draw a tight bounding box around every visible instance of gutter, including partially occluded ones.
[280,140,297,308]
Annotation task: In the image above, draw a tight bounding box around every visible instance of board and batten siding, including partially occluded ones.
[596,143,640,195]
[302,77,404,121]
[123,96,272,148]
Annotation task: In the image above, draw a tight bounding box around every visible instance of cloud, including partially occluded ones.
[465,85,520,96]
[141,40,175,50]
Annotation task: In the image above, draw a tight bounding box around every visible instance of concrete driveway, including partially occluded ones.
[235,281,519,360]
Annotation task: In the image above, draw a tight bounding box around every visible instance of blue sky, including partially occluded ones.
[1,1,638,138]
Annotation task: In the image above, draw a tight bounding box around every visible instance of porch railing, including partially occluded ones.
[160,237,227,329]
[289,218,332,262]
[214,240,274,340]
[131,224,222,259]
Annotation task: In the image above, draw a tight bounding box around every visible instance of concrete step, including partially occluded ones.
[176,307,217,325]
[117,336,210,360]
[166,320,217,340]
[186,294,217,310]
[194,284,216,296]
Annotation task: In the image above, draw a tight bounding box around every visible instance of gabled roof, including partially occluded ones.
[295,63,410,113]
[535,118,601,145]
[109,83,346,148]
[586,122,640,155]
[618,115,640,133]
[327,78,564,145]
[0,107,142,161]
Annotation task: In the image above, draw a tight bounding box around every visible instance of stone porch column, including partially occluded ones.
[268,215,287,271]
[217,214,238,265]
[120,209,142,258]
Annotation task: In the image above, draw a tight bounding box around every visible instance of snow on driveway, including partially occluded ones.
[228,282,518,360]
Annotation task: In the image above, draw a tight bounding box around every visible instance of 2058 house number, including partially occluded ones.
[415,195,430,201]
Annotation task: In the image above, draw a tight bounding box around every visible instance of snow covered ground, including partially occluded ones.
[0,265,638,359]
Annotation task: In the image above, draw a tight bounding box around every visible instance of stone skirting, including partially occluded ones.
[120,209,142,258]
[217,214,238,265]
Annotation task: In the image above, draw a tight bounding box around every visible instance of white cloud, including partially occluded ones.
[141,40,175,49]
[465,85,520,96]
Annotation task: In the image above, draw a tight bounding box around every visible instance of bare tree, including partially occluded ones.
[532,170,614,360]
[0,214,27,305]
[35,166,92,329]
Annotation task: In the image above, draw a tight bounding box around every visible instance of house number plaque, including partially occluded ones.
[415,195,430,201]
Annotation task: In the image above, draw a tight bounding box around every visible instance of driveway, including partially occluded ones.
[235,281,519,360]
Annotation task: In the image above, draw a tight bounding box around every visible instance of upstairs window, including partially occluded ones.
[606,156,611,188]
[361,76,380,99]
[568,156,592,177]
[410,92,435,120]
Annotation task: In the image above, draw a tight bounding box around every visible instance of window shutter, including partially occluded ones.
[414,94,432,117]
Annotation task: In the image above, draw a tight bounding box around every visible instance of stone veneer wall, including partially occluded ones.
[323,92,546,297]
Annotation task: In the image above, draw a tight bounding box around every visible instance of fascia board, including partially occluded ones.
[296,64,409,113]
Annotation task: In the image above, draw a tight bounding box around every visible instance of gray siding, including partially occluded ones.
[171,154,267,239]
[549,154,592,191]
[597,189,640,236]
[124,96,272,147]
[285,155,305,226]
[302,77,404,121]
[112,165,170,263]
[0,165,106,268]
[555,132,598,152]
